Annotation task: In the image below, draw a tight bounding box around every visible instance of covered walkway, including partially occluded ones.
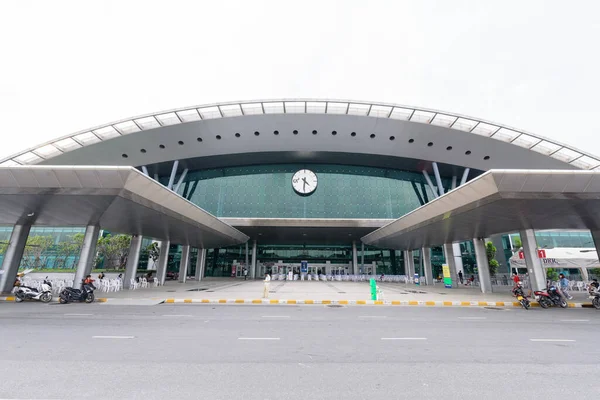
[362,169,600,293]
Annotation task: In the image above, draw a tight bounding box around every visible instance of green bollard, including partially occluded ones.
[370,278,377,300]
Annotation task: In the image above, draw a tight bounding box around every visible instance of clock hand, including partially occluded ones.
[302,177,311,187]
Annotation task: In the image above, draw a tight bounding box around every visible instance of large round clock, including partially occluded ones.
[292,169,318,196]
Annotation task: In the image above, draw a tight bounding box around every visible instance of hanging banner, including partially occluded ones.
[442,264,452,288]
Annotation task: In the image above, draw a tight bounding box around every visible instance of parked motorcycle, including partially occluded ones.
[512,282,530,310]
[14,277,52,303]
[59,282,95,304]
[534,284,568,309]
[588,288,600,309]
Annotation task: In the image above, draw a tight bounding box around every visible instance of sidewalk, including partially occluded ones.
[8,277,584,307]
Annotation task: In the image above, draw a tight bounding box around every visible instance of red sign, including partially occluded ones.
[231,265,237,277]
[518,249,546,259]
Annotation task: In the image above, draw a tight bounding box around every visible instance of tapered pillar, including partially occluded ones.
[0,224,31,294]
[156,240,171,286]
[195,248,206,281]
[178,245,190,283]
[519,230,546,292]
[73,225,101,289]
[123,235,143,289]
[405,250,415,279]
[443,243,458,287]
[422,247,433,285]
[352,241,358,274]
[452,242,464,275]
[473,238,492,293]
[491,234,509,274]
[251,240,257,279]
[361,242,365,270]
[245,242,249,271]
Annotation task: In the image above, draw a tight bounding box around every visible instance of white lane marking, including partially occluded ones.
[162,314,192,317]
[298,363,310,368]
[458,317,486,320]
[238,337,280,340]
[381,337,427,340]
[92,336,135,339]
[65,313,93,316]
[560,319,589,322]
[359,316,388,318]
[262,315,290,318]
[530,339,576,342]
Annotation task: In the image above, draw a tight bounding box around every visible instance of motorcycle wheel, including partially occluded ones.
[59,296,68,304]
[593,297,600,310]
[560,299,568,308]
[15,294,24,303]
[41,292,52,303]
[85,293,95,303]
[521,299,530,310]
[539,297,551,309]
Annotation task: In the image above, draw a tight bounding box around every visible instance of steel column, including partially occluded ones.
[251,240,257,279]
[141,166,149,176]
[431,162,445,196]
[173,168,189,193]
[167,160,179,190]
[460,168,470,186]
[519,229,546,292]
[361,242,365,270]
[443,243,458,287]
[123,235,143,289]
[453,242,464,274]
[73,225,101,289]
[352,241,358,274]
[473,238,492,293]
[245,242,249,272]
[195,248,206,281]
[421,171,438,198]
[422,247,433,285]
[156,240,171,286]
[0,224,32,294]
[178,245,190,283]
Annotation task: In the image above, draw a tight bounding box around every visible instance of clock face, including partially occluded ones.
[292,169,318,195]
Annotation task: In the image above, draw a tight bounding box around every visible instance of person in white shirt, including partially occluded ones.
[263,272,271,298]
[243,268,248,280]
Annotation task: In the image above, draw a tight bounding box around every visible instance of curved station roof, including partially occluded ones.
[2,99,598,175]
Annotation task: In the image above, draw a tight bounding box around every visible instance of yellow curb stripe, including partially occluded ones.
[478,301,488,306]
[374,300,384,305]
[339,300,348,305]
[218,299,227,303]
[184,299,192,303]
[287,300,297,304]
[234,299,244,303]
[321,300,331,304]
[201,299,210,303]
[496,302,505,307]
[356,300,366,305]
[443,301,453,306]
[270,299,279,304]
[409,301,419,306]
[96,298,107,303]
[512,302,521,307]
[252,299,262,304]
[165,299,174,303]
[391,300,401,305]
[460,301,471,306]
[305,300,314,304]
[425,301,436,306]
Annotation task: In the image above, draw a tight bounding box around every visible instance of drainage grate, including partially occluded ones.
[166,290,176,293]
[327,304,344,308]
[338,292,346,294]
[187,288,208,292]
[484,307,506,310]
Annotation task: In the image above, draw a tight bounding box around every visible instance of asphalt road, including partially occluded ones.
[1,303,599,400]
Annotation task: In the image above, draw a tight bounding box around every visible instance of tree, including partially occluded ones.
[54,233,85,269]
[145,242,160,268]
[546,268,559,282]
[22,235,55,268]
[96,234,132,269]
[512,237,522,251]
[485,241,499,276]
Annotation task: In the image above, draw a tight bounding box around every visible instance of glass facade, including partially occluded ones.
[173,164,442,219]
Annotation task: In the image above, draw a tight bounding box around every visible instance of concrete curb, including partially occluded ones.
[162,298,593,307]
[0,296,108,303]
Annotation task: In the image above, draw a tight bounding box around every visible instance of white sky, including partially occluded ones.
[1,0,599,160]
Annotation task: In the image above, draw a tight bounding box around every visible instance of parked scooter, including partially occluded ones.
[14,277,53,303]
[59,281,95,304]
[512,282,530,310]
[534,283,568,309]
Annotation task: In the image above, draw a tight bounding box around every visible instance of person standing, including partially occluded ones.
[263,272,271,298]
[457,270,464,285]
[243,268,248,281]
[558,273,573,300]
